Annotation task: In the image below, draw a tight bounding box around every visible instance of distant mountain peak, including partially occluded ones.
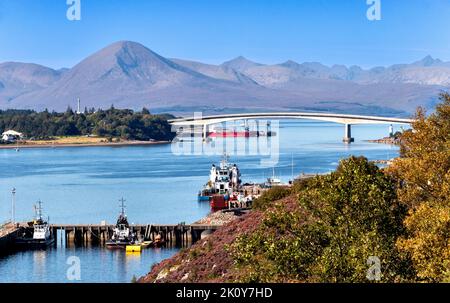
[96,40,161,59]
[106,40,148,50]
[279,60,300,67]
[69,40,195,83]
[228,55,251,62]
[221,56,262,71]
[413,55,443,67]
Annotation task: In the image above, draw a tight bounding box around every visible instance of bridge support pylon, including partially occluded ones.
[202,124,208,142]
[343,124,354,144]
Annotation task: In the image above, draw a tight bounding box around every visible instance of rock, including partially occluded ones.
[181,272,190,281]
[155,269,169,281]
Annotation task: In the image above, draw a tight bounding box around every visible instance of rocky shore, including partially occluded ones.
[366,136,400,145]
[194,210,242,226]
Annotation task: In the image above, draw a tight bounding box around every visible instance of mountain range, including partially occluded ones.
[1,41,449,116]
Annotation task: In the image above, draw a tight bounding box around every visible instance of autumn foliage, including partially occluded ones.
[389,93,450,282]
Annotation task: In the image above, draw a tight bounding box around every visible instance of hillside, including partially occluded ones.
[0,62,65,104]
[139,207,267,283]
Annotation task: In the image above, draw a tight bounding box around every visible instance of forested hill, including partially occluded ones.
[0,107,176,141]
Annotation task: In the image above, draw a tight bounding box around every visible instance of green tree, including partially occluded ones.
[252,186,291,210]
[231,157,411,282]
[0,108,176,142]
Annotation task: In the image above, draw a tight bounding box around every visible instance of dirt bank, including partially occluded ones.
[139,196,298,283]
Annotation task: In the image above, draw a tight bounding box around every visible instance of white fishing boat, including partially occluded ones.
[198,154,242,202]
[16,200,55,248]
[106,198,137,249]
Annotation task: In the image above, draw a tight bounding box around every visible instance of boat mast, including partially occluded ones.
[222,152,229,163]
[221,153,229,169]
[35,200,43,221]
[119,198,126,217]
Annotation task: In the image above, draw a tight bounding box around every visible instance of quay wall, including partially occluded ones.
[0,225,22,253]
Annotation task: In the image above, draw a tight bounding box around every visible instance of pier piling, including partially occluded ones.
[45,223,219,248]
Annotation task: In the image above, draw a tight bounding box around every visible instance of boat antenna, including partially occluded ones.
[221,153,230,168]
[222,152,229,162]
[35,200,43,220]
[119,198,126,217]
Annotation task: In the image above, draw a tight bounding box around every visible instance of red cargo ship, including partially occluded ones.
[207,127,274,138]
[208,130,251,138]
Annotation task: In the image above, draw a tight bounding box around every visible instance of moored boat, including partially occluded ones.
[15,200,55,249]
[105,198,138,249]
[198,155,241,206]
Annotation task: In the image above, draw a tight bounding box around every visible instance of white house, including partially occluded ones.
[2,130,24,143]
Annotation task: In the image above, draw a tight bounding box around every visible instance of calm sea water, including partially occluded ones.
[0,120,402,282]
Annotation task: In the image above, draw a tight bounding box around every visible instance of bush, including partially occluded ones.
[252,186,291,210]
[230,156,412,282]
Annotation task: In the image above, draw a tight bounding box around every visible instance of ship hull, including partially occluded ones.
[15,237,55,249]
[210,194,229,211]
[105,241,133,249]
[208,131,276,138]
[209,131,251,138]
[198,195,211,202]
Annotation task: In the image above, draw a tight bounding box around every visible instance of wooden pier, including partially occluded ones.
[1,222,222,251]
[50,223,220,247]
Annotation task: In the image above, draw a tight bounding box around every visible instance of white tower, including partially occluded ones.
[76,98,81,114]
[389,124,394,137]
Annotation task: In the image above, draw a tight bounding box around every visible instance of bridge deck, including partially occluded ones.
[169,112,414,126]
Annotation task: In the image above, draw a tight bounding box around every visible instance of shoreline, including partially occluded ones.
[366,137,399,145]
[0,140,171,150]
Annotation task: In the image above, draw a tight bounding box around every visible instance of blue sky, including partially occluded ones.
[0,0,449,69]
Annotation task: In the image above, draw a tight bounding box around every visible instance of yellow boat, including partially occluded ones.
[126,244,142,253]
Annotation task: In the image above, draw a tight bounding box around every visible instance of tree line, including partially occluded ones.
[0,106,176,142]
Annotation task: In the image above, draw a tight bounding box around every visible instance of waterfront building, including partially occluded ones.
[2,130,24,143]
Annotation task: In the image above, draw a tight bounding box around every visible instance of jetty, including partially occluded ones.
[0,222,222,252]
[49,223,220,247]
[0,223,21,253]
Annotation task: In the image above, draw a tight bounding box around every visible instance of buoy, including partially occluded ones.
[126,245,141,253]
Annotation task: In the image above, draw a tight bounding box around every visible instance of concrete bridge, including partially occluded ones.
[169,112,414,143]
